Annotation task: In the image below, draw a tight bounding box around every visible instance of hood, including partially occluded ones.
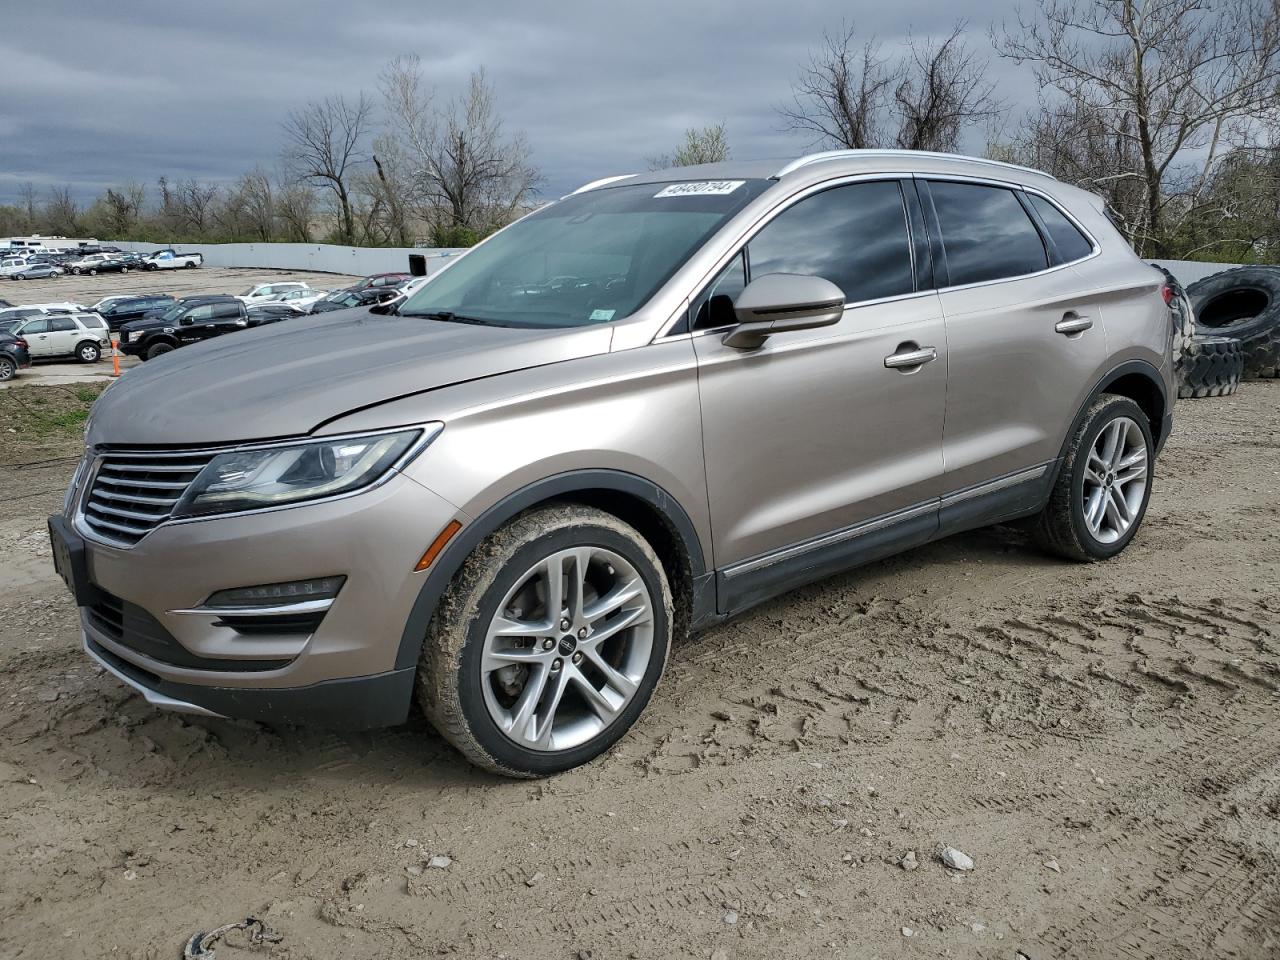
[89,308,614,446]
[119,315,172,333]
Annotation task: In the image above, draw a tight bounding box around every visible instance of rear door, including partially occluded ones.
[694,178,947,593]
[46,316,80,356]
[921,178,1106,497]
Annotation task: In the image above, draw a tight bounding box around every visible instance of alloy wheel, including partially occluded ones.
[1082,415,1148,544]
[480,546,654,752]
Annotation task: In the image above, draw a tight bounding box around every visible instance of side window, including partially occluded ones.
[49,317,77,332]
[1027,194,1094,265]
[213,303,242,319]
[184,305,215,323]
[928,181,1048,285]
[747,181,915,304]
[22,318,50,334]
[80,315,106,329]
[691,252,747,330]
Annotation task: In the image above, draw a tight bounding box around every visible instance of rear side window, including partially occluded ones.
[1027,195,1094,264]
[928,181,1048,285]
[748,180,915,303]
[80,315,106,329]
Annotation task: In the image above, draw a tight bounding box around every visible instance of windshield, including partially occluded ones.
[399,178,771,328]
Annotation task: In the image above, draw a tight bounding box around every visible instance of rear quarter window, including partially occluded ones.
[928,181,1048,286]
[1027,194,1095,264]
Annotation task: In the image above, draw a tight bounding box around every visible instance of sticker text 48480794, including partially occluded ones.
[653,181,745,198]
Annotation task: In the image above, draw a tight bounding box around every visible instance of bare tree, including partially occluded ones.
[895,25,1003,152]
[647,123,731,169]
[281,93,373,245]
[177,179,218,235]
[779,24,897,149]
[381,57,540,241]
[276,180,319,242]
[237,169,275,241]
[100,184,145,237]
[44,186,80,235]
[996,0,1280,255]
[18,182,38,231]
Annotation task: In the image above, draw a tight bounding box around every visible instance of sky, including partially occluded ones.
[0,0,1035,209]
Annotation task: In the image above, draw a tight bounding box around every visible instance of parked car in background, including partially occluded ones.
[308,286,401,314]
[10,312,110,362]
[5,262,63,280]
[246,302,308,325]
[237,281,311,306]
[143,249,203,270]
[1,257,39,278]
[68,253,132,276]
[97,295,177,331]
[352,272,412,290]
[90,295,142,313]
[275,286,330,310]
[119,297,247,359]
[0,303,85,326]
[0,330,31,381]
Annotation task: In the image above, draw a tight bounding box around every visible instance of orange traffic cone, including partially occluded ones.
[111,336,120,377]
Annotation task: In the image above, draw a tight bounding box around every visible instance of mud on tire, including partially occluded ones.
[1187,266,1280,379]
[1176,335,1244,399]
[417,504,673,777]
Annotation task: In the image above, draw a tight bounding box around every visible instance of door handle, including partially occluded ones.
[884,345,938,369]
[1055,312,1093,335]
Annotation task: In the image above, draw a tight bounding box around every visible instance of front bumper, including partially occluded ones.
[66,467,460,727]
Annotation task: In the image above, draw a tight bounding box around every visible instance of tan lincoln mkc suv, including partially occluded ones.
[50,150,1175,776]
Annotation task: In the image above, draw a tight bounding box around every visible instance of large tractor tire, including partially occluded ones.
[1186,266,1280,379]
[1176,336,1244,399]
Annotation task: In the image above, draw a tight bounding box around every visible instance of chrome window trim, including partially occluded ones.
[917,174,1102,293]
[654,169,1104,340]
[73,423,442,549]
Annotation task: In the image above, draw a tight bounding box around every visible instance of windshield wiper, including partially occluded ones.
[399,310,493,326]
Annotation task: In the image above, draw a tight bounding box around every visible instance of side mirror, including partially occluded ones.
[722,274,845,349]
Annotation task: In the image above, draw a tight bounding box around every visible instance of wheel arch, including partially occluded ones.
[1054,359,1169,480]
[394,470,710,671]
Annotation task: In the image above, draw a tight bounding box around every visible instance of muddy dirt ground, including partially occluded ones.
[1,382,1277,960]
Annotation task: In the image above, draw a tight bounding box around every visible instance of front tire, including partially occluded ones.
[418,504,673,777]
[145,341,174,360]
[1032,395,1154,561]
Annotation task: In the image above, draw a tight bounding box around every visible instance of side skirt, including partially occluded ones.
[708,463,1056,624]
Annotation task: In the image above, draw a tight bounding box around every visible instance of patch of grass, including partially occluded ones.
[0,383,107,464]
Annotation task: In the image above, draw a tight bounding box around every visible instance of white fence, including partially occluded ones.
[111,240,466,277]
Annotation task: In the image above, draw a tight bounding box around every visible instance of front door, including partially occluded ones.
[693,179,947,609]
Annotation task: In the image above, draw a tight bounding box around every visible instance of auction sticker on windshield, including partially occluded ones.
[654,181,745,198]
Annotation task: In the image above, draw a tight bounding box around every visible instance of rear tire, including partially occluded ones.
[76,341,101,363]
[1177,336,1243,399]
[0,357,15,381]
[145,341,174,360]
[418,504,673,777]
[1032,395,1154,562]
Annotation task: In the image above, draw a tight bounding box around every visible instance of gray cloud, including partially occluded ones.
[1,0,1032,207]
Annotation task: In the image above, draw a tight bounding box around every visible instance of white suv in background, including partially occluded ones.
[238,282,312,306]
[13,313,110,362]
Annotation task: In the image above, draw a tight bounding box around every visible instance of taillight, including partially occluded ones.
[1160,284,1174,305]
[14,338,27,348]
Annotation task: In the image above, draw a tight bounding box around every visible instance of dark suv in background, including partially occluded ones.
[97,295,176,332]
[120,297,249,360]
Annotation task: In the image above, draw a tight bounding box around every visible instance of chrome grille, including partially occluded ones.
[82,451,215,545]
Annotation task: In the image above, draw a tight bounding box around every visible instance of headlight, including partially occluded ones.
[127,331,142,342]
[172,426,440,519]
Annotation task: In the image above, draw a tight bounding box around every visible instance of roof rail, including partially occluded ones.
[566,174,636,197]
[774,149,1053,180]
